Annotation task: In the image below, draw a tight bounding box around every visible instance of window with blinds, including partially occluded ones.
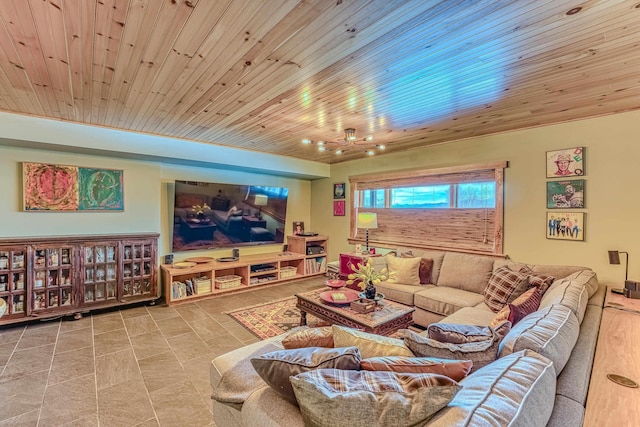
[348,161,507,255]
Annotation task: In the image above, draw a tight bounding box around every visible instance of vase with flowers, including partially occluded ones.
[346,258,394,300]
[192,203,210,220]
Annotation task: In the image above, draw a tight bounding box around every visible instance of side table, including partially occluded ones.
[583,287,640,426]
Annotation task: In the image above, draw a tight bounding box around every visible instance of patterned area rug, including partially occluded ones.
[226,297,327,340]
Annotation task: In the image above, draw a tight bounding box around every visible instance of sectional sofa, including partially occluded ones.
[209,250,604,426]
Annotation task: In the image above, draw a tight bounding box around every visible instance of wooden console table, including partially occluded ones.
[583,287,640,426]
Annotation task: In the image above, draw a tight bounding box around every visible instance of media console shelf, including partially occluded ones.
[161,252,306,305]
[287,235,328,275]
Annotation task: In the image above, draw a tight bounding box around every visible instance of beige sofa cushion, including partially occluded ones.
[428,350,556,427]
[375,282,431,306]
[241,387,305,427]
[499,304,579,375]
[436,306,496,326]
[437,252,495,293]
[211,342,282,408]
[414,287,484,317]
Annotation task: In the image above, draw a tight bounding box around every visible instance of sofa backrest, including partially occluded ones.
[539,270,598,324]
[436,252,495,294]
[428,349,556,426]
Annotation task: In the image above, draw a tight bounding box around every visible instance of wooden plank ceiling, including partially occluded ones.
[0,0,639,163]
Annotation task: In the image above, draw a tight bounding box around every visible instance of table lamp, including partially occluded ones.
[608,250,629,294]
[357,212,378,252]
[255,194,268,219]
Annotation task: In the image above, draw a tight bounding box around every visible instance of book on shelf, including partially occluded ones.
[305,256,327,274]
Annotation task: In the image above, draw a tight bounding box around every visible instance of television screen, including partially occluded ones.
[172,180,289,252]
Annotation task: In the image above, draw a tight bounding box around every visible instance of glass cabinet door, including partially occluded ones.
[31,245,74,313]
[82,243,118,304]
[0,247,27,318]
[122,241,155,298]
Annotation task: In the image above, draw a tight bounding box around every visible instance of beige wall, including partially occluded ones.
[0,145,312,261]
[312,109,640,285]
[2,108,638,285]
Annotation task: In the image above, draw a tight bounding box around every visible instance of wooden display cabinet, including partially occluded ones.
[0,233,159,326]
[0,246,27,320]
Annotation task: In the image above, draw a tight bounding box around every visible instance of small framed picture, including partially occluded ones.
[546,212,584,241]
[293,221,305,235]
[333,182,346,199]
[546,147,584,178]
[333,200,345,216]
[546,180,585,209]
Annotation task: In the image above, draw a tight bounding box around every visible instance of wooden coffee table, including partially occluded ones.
[295,288,415,336]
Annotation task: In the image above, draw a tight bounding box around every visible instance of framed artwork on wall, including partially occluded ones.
[22,162,124,211]
[333,182,345,199]
[333,200,345,216]
[546,180,585,209]
[546,147,584,178]
[546,212,584,241]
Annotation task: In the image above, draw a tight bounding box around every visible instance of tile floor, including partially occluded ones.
[0,277,325,426]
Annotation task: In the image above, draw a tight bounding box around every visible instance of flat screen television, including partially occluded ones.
[172,180,289,252]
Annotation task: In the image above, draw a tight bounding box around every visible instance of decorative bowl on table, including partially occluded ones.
[325,279,346,289]
[173,261,197,269]
[359,292,385,302]
[319,289,360,305]
[184,256,214,263]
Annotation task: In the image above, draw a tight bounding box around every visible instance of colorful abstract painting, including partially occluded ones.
[23,163,79,210]
[23,162,124,211]
[78,168,123,210]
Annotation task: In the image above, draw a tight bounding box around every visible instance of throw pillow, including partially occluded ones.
[282,326,334,349]
[399,252,434,284]
[250,346,361,402]
[490,287,543,328]
[484,266,530,312]
[386,254,421,285]
[401,320,510,372]
[519,266,555,293]
[291,369,461,427]
[427,323,495,344]
[332,325,414,359]
[360,356,472,381]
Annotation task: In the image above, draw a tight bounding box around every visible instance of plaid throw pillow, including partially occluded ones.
[291,369,461,427]
[484,266,530,312]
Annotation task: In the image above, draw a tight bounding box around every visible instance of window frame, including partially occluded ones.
[348,161,507,255]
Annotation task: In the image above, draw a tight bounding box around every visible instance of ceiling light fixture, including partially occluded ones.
[301,128,386,155]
